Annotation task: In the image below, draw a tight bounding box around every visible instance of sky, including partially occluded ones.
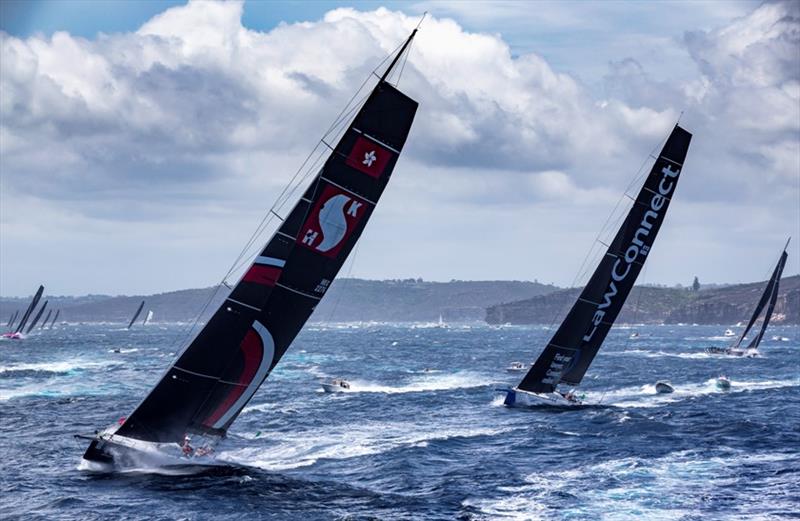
[1,0,798,297]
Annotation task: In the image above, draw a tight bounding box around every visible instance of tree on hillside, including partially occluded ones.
[692,276,701,292]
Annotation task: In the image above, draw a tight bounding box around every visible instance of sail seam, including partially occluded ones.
[225,298,261,312]
[660,155,683,167]
[352,127,400,154]
[275,282,322,300]
[320,176,376,205]
[174,366,217,380]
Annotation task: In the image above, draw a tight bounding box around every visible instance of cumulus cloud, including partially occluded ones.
[0,0,797,294]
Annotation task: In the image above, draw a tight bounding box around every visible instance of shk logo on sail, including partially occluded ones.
[298,185,367,258]
[346,135,393,177]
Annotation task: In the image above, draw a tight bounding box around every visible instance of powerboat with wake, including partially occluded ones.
[499,125,693,408]
[655,381,675,394]
[321,378,351,393]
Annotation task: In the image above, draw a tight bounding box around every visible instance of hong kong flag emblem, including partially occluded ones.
[345,136,393,178]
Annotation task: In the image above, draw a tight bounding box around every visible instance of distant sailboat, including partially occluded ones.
[49,310,61,329]
[142,310,154,326]
[26,300,49,334]
[80,29,420,468]
[706,239,790,357]
[40,309,53,329]
[2,286,44,339]
[127,301,145,330]
[500,125,692,408]
[6,310,19,329]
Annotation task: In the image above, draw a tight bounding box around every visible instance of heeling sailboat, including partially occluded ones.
[501,125,692,408]
[49,310,61,329]
[6,310,19,329]
[40,309,53,330]
[81,30,420,467]
[706,239,790,357]
[142,310,154,326]
[2,285,44,339]
[26,300,49,334]
[127,300,145,329]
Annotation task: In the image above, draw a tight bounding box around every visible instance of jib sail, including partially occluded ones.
[109,32,419,444]
[26,300,48,334]
[518,126,692,394]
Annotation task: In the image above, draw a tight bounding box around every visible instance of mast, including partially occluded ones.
[746,238,790,349]
[127,301,145,329]
[26,300,48,334]
[15,285,44,334]
[50,310,60,328]
[517,125,692,394]
[40,309,53,329]
[106,31,419,446]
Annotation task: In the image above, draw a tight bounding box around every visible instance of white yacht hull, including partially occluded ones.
[321,383,349,393]
[500,388,582,408]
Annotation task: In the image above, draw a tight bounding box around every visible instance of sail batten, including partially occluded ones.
[518,126,692,394]
[109,35,419,445]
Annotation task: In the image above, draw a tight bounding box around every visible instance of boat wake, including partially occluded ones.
[220,421,510,471]
[318,371,487,394]
[604,378,799,408]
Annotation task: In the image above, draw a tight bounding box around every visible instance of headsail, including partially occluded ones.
[745,240,790,349]
[15,286,44,334]
[142,310,154,325]
[26,300,49,334]
[108,32,419,445]
[127,301,145,329]
[518,126,692,394]
[40,309,53,329]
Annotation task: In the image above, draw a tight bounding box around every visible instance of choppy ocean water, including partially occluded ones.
[0,322,798,520]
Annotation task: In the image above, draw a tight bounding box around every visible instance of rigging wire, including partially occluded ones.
[167,35,416,353]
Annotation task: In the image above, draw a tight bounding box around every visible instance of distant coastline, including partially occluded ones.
[1,276,797,325]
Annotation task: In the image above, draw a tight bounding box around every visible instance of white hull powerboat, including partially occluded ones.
[321,379,351,393]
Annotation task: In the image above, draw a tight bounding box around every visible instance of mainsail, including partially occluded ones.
[6,310,18,329]
[127,301,145,329]
[517,126,692,394]
[15,286,44,334]
[142,310,154,326]
[26,300,48,334]
[742,240,790,349]
[40,309,53,330]
[50,310,60,329]
[97,32,419,447]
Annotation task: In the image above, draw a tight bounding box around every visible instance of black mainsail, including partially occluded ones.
[26,300,48,334]
[515,126,692,397]
[740,240,789,350]
[50,310,60,329]
[84,31,419,459]
[40,309,53,329]
[6,310,19,329]
[127,301,145,329]
[14,285,44,335]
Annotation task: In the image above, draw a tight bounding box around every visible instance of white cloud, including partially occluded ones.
[0,0,797,295]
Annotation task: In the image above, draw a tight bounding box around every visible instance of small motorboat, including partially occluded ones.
[716,375,731,391]
[505,361,527,373]
[629,331,640,339]
[723,329,736,337]
[321,378,351,393]
[771,335,790,342]
[655,381,675,394]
